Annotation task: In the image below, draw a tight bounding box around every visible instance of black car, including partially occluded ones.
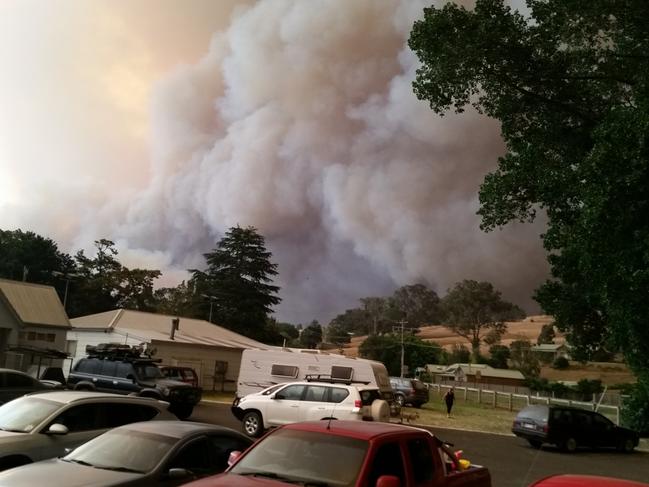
[512,404,639,452]
[0,368,62,405]
[67,345,201,420]
[389,377,429,408]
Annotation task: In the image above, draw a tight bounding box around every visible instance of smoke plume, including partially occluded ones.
[1,0,548,323]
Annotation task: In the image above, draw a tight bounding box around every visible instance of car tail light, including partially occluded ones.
[410,389,416,395]
[543,424,548,433]
[355,400,362,408]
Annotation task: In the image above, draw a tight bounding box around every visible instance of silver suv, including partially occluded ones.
[231,378,390,437]
[0,390,176,470]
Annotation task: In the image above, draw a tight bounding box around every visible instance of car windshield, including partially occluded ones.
[135,365,163,380]
[260,384,285,396]
[0,397,62,433]
[64,429,176,473]
[230,429,368,487]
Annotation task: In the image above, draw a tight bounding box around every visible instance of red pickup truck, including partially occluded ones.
[183,420,491,487]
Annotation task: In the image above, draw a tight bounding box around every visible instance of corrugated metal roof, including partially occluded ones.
[71,308,269,350]
[427,362,525,380]
[0,279,70,328]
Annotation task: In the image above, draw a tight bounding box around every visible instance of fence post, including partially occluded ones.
[492,391,496,408]
[463,387,467,401]
[478,388,482,404]
[509,393,513,411]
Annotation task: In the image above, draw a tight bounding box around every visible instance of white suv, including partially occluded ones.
[231,380,390,437]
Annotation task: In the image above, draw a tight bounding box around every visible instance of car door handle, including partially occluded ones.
[92,378,98,382]
[113,381,118,385]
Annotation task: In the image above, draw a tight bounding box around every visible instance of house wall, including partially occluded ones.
[0,301,19,368]
[66,330,147,371]
[152,341,244,392]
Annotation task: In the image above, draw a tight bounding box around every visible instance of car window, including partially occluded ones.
[66,429,175,473]
[205,434,252,472]
[104,403,162,427]
[407,438,434,485]
[50,404,104,432]
[276,385,305,400]
[76,360,99,374]
[592,413,612,428]
[134,364,163,379]
[167,437,214,475]
[116,363,134,378]
[359,389,380,406]
[329,387,350,403]
[5,372,35,388]
[99,361,117,376]
[0,396,61,432]
[304,385,328,402]
[368,442,405,486]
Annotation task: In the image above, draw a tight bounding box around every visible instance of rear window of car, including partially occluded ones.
[410,380,426,390]
[359,389,381,406]
[517,406,549,421]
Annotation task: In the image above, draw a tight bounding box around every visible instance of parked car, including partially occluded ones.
[389,376,429,408]
[67,344,202,419]
[529,474,649,487]
[160,366,200,388]
[231,378,390,437]
[0,390,176,471]
[512,404,639,452]
[182,420,492,487]
[0,368,62,405]
[0,420,253,486]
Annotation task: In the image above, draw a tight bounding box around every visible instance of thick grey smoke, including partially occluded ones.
[116,0,548,323]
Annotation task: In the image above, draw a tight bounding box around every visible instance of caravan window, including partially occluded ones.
[331,366,353,381]
[271,364,298,378]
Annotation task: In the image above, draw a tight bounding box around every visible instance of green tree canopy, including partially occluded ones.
[510,339,541,379]
[441,279,524,358]
[537,323,556,345]
[192,226,281,340]
[409,0,649,375]
[488,344,510,369]
[359,333,442,377]
[0,229,72,285]
[300,320,323,349]
[387,284,443,328]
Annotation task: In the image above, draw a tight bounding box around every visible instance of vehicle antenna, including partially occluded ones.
[327,398,338,430]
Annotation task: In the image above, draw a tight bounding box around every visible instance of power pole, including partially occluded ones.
[393,320,415,378]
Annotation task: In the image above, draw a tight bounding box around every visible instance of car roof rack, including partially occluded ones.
[85,343,160,363]
[304,374,370,385]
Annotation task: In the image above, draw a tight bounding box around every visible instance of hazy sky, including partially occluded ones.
[0,0,548,324]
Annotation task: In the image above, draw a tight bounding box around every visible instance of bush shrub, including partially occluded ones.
[552,356,570,369]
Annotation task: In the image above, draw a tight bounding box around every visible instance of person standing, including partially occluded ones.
[443,387,455,418]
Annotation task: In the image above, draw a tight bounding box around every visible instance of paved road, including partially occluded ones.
[192,402,649,487]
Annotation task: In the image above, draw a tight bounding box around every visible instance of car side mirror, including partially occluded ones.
[270,393,279,400]
[46,423,69,435]
[227,451,243,467]
[126,374,136,383]
[167,468,191,479]
[376,475,401,487]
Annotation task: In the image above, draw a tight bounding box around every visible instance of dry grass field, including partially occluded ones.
[340,315,636,385]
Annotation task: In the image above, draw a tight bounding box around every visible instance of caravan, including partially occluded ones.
[236,348,392,399]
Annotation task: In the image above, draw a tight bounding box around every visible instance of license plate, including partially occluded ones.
[523,423,536,430]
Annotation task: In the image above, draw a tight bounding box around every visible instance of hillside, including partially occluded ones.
[342,315,562,357]
[341,315,636,385]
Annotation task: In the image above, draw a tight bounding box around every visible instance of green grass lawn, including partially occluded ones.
[201,390,517,435]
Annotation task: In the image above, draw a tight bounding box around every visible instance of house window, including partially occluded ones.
[46,333,55,343]
[27,332,36,341]
[18,332,26,340]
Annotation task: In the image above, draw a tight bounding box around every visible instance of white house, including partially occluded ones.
[68,309,271,391]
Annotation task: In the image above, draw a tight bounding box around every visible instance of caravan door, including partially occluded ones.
[267,383,305,425]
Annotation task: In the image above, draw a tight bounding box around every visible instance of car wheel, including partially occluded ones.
[242,411,264,438]
[563,437,578,453]
[394,394,405,407]
[528,439,543,449]
[618,438,635,453]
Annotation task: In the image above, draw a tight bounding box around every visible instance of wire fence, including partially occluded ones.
[428,383,620,425]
